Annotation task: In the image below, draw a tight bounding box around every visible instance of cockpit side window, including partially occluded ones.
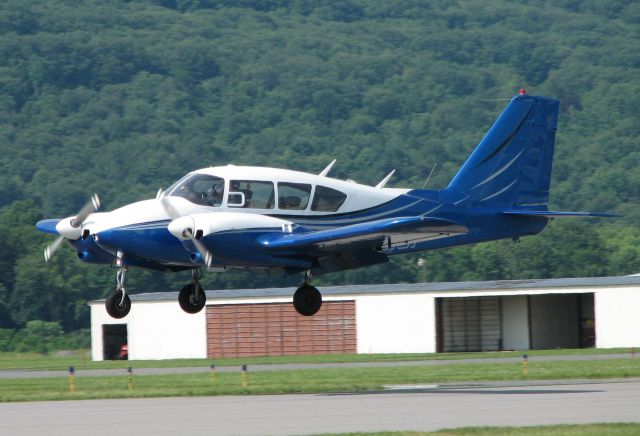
[168,174,225,207]
[229,180,274,209]
[311,185,347,212]
[277,182,311,210]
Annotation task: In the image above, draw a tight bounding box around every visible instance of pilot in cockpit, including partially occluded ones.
[205,183,224,207]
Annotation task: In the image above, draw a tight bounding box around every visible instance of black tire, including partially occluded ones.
[293,284,322,316]
[178,283,206,314]
[105,290,131,319]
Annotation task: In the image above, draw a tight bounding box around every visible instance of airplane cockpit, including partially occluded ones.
[166,172,348,212]
[166,173,225,207]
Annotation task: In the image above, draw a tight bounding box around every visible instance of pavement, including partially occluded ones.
[1,378,639,435]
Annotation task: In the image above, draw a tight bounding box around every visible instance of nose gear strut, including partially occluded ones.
[105,262,132,319]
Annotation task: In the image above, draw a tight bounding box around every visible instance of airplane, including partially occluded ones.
[36,90,613,319]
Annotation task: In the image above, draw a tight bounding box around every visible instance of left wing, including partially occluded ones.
[257,216,468,274]
[259,216,467,252]
[502,209,617,218]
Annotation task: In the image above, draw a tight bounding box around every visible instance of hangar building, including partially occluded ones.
[90,275,640,361]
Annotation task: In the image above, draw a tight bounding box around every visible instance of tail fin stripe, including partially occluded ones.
[420,204,444,217]
[478,106,534,166]
[472,149,525,190]
[480,179,517,202]
[454,195,470,205]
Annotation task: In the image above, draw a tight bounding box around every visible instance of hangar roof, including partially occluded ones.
[88,275,640,304]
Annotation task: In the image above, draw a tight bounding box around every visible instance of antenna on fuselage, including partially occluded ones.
[423,162,438,189]
[375,169,395,189]
[319,159,336,177]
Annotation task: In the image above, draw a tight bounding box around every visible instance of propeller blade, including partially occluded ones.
[43,193,101,262]
[44,235,65,262]
[184,229,213,268]
[71,193,100,228]
[160,192,212,267]
[158,190,181,220]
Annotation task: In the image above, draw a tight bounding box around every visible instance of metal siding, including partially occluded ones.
[207,301,356,358]
[441,296,501,352]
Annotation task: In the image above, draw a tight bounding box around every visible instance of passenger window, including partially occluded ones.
[311,186,347,212]
[229,180,274,209]
[278,182,311,210]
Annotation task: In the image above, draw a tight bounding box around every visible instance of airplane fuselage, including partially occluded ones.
[60,165,547,273]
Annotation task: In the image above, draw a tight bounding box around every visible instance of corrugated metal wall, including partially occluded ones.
[439,296,502,352]
[207,301,356,358]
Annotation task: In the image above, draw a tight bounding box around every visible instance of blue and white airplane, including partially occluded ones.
[36,91,612,319]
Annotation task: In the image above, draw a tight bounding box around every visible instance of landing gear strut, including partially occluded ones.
[178,268,206,314]
[293,272,322,316]
[105,264,131,319]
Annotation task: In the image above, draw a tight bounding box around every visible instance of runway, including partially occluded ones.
[1,379,639,435]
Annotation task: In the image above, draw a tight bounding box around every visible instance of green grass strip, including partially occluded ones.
[0,347,637,371]
[1,358,639,402]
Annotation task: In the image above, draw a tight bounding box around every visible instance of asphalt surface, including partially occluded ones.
[1,379,639,435]
[0,353,635,379]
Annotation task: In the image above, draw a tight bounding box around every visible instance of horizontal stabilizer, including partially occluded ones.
[259,216,467,251]
[503,210,617,218]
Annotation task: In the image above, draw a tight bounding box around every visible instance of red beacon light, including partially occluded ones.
[518,88,527,95]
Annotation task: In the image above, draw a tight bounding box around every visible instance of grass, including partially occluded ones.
[1,357,639,402]
[314,423,640,435]
[0,347,637,371]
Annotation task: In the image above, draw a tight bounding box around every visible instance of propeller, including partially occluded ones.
[44,235,65,262]
[44,193,101,262]
[158,190,213,268]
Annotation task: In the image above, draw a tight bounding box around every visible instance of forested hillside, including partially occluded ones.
[0,0,639,341]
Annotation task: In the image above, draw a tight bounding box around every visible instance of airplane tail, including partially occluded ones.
[445,92,559,210]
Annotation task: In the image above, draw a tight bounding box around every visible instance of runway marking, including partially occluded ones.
[384,384,439,390]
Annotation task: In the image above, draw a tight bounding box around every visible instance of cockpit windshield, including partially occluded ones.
[166,173,225,207]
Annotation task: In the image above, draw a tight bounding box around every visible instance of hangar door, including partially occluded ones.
[207,301,356,358]
[437,297,501,352]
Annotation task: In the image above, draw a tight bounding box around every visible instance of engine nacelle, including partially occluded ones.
[77,250,105,263]
[168,212,294,240]
[55,216,82,240]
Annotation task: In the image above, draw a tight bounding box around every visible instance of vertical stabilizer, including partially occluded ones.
[446,93,559,209]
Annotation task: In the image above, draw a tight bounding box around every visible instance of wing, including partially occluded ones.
[502,210,617,218]
[258,216,468,275]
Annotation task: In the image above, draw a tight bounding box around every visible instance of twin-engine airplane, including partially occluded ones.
[36,91,612,319]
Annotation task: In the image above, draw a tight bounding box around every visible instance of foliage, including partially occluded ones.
[0,0,638,341]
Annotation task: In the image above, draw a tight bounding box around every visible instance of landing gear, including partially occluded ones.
[293,272,322,316]
[178,268,206,314]
[105,264,131,319]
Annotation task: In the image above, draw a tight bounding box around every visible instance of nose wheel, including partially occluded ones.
[178,269,207,314]
[105,265,131,319]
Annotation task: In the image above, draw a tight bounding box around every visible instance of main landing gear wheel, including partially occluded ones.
[178,269,206,314]
[105,290,131,319]
[293,284,322,316]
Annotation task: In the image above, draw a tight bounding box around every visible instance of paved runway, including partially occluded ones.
[1,379,639,435]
